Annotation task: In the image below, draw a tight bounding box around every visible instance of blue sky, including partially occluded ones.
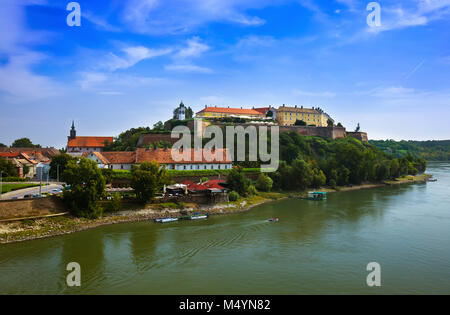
[0,0,449,148]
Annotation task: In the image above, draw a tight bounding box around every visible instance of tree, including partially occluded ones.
[22,164,30,177]
[131,161,169,203]
[186,107,194,119]
[11,138,39,148]
[62,158,106,219]
[327,119,334,127]
[105,193,122,212]
[255,173,273,192]
[294,119,307,126]
[311,168,326,188]
[0,158,18,177]
[226,166,248,196]
[0,143,6,148]
[291,159,313,190]
[153,121,165,131]
[229,191,239,201]
[49,153,74,180]
[337,122,343,128]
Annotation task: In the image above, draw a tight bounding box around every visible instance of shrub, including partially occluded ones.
[255,174,273,192]
[329,179,337,189]
[229,191,239,201]
[1,177,27,182]
[248,185,257,196]
[104,193,122,212]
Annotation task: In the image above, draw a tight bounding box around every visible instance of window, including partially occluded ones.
[121,165,123,169]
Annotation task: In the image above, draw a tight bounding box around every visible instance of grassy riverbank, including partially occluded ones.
[0,174,431,244]
[1,183,40,194]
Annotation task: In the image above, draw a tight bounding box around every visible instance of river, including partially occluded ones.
[1,162,449,294]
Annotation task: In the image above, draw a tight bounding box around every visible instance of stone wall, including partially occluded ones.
[137,133,177,147]
[279,126,347,139]
[0,197,66,220]
[347,132,369,142]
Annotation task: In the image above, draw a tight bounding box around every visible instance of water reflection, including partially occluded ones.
[1,164,449,294]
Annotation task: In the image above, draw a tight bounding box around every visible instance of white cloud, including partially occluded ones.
[102,46,172,71]
[121,0,270,34]
[78,71,169,92]
[176,37,210,58]
[293,89,336,98]
[164,64,213,73]
[0,1,61,103]
[83,11,121,32]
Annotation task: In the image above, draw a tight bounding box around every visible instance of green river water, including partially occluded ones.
[1,162,449,294]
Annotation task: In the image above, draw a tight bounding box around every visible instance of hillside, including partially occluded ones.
[369,140,450,161]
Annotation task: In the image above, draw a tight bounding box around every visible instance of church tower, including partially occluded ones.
[177,101,186,120]
[69,121,77,140]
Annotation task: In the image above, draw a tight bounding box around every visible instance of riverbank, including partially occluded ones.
[0,174,431,244]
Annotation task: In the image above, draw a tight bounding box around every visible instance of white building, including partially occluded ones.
[86,148,233,171]
[67,121,113,155]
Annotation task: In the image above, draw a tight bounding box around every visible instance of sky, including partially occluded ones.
[0,0,449,149]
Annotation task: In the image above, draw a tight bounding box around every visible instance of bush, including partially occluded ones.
[1,177,27,182]
[255,173,273,192]
[329,179,337,189]
[104,193,122,212]
[229,191,239,201]
[226,166,250,196]
[200,177,209,183]
[247,185,257,196]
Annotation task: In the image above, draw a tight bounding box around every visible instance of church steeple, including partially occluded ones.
[69,120,77,140]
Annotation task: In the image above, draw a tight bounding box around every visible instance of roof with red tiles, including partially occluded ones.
[197,106,265,116]
[93,148,232,165]
[136,148,232,164]
[0,147,60,158]
[99,151,136,164]
[179,179,227,191]
[67,136,114,148]
[253,107,271,114]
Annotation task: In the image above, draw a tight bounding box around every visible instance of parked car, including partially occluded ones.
[24,194,32,199]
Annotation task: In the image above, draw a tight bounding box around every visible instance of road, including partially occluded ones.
[0,183,64,200]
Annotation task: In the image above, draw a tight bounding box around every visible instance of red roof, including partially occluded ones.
[180,179,227,191]
[254,107,270,114]
[92,148,232,165]
[67,136,113,148]
[100,151,135,164]
[197,106,265,116]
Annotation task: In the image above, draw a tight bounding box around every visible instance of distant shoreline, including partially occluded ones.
[0,174,431,245]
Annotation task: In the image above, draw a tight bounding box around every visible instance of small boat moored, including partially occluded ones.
[154,217,179,223]
[302,191,327,201]
[179,213,209,220]
[268,217,279,222]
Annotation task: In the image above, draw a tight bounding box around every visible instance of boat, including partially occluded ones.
[302,191,327,201]
[268,217,279,222]
[178,213,209,220]
[427,179,437,182]
[154,217,179,223]
[190,214,208,220]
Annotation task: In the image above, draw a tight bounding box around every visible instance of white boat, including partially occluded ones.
[155,217,179,223]
[190,215,208,220]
